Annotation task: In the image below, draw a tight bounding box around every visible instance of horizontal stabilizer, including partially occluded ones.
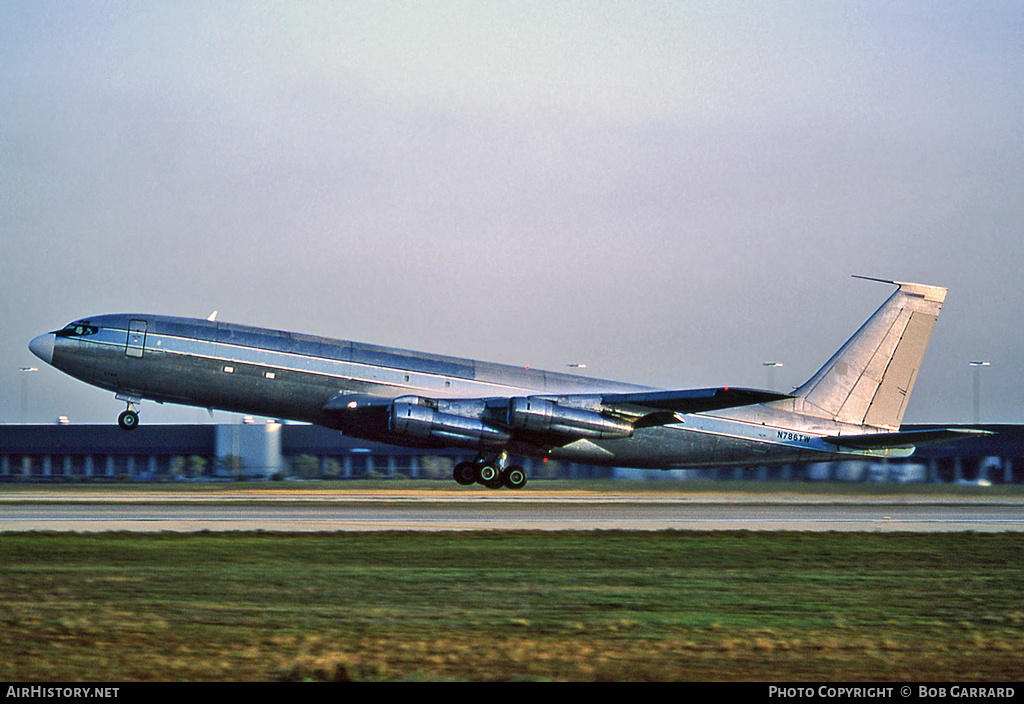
[603,387,792,415]
[826,428,994,450]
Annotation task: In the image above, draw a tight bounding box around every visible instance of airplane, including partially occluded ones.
[28,277,983,489]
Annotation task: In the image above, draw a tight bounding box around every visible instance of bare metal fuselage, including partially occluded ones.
[35,313,902,470]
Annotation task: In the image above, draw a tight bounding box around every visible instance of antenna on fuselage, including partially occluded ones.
[207,311,218,322]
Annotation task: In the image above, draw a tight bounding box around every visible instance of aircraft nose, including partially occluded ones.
[29,333,55,365]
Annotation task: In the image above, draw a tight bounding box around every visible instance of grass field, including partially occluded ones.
[2,530,1022,681]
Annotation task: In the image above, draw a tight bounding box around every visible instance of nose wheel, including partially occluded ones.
[118,408,139,431]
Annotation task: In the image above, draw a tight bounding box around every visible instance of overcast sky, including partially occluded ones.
[3,1,1023,426]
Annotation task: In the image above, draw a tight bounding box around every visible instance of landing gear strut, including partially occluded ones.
[452,452,528,490]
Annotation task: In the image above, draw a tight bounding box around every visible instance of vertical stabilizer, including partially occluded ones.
[793,279,946,430]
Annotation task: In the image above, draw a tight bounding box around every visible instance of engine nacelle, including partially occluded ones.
[507,397,633,439]
[389,401,510,447]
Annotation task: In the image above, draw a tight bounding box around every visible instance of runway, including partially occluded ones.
[2,489,1023,532]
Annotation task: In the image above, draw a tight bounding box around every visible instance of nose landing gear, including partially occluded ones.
[118,405,139,431]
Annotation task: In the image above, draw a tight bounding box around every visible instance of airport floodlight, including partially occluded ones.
[970,361,991,424]
[19,366,38,424]
[763,362,783,391]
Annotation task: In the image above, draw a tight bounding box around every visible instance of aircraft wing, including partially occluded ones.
[601,387,791,415]
[322,386,793,448]
[325,387,790,417]
[824,428,994,450]
[321,387,990,457]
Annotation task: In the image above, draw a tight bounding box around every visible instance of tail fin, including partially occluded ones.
[793,278,946,430]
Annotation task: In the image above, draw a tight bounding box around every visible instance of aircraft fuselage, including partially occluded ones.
[29,313,870,470]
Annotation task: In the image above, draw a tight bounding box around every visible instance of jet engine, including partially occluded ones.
[389,401,510,446]
[507,397,633,439]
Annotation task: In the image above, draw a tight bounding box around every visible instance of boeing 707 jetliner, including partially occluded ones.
[29,278,980,488]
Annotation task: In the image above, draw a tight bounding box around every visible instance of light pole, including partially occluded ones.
[969,361,990,424]
[19,367,38,424]
[763,362,783,392]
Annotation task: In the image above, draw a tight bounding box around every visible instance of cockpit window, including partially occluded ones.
[56,322,99,338]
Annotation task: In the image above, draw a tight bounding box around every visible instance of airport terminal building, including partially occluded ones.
[0,421,1021,484]
[0,422,594,483]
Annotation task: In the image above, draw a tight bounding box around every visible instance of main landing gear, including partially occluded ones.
[453,452,528,490]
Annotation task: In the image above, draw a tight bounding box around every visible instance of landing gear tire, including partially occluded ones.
[453,462,477,486]
[501,465,528,490]
[475,463,503,489]
[118,409,139,431]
